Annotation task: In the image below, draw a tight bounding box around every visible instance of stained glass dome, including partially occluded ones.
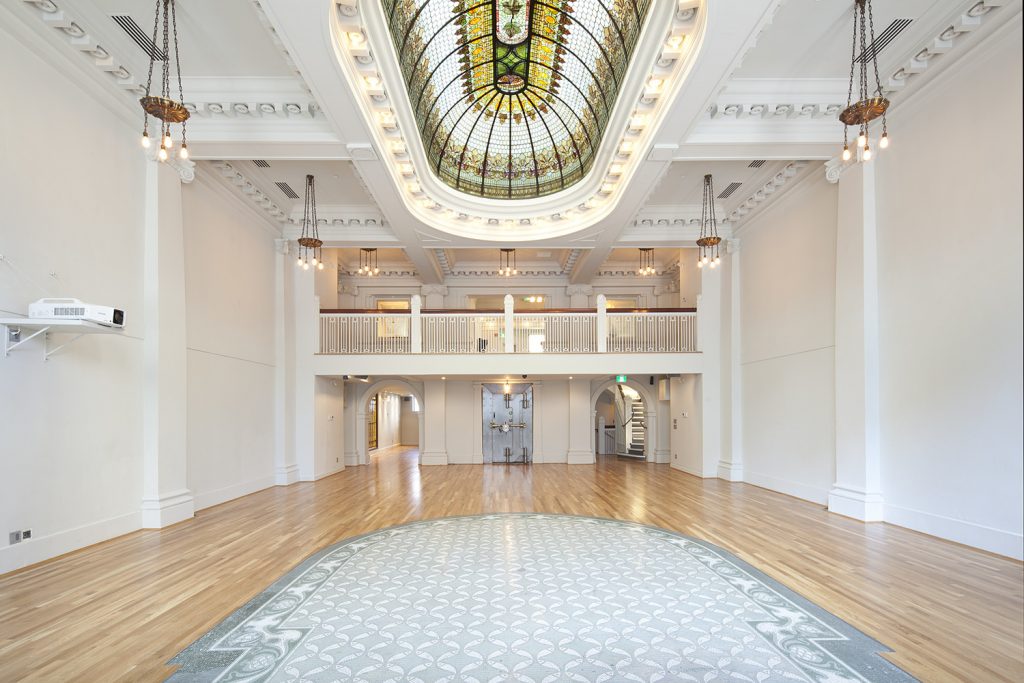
[381,0,653,200]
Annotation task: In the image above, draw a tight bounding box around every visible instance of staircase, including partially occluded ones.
[624,402,646,458]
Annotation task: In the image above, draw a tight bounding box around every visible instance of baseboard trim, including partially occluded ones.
[884,503,1024,560]
[274,464,299,486]
[0,510,141,576]
[567,450,594,465]
[420,450,448,466]
[344,452,360,466]
[717,461,744,482]
[744,470,829,505]
[141,489,195,528]
[828,486,884,522]
[194,475,275,511]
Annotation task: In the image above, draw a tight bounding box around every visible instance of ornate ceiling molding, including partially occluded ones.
[327,0,707,239]
[727,161,809,222]
[17,0,143,98]
[883,0,1013,95]
[210,161,289,222]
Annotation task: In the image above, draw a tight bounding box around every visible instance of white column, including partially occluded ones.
[596,294,608,353]
[343,383,359,466]
[274,240,298,485]
[410,295,422,353]
[292,265,317,480]
[421,379,448,465]
[567,378,594,464]
[141,159,194,528]
[718,241,744,481]
[471,382,484,464]
[698,267,722,477]
[829,161,884,521]
[655,391,671,464]
[504,294,515,353]
[644,407,657,461]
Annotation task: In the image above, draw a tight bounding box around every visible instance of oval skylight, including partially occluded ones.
[381,0,653,200]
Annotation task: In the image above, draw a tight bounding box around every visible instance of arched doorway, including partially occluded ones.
[356,380,425,465]
[591,379,656,460]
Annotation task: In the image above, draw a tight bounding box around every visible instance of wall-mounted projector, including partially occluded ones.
[28,298,125,328]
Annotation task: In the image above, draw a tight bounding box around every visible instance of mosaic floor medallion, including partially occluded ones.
[168,514,916,682]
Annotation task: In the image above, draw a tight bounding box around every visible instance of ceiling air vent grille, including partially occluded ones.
[747,160,766,168]
[252,160,271,168]
[275,182,300,199]
[717,182,743,199]
[111,15,166,61]
[856,19,913,63]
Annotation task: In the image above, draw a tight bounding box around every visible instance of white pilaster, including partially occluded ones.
[698,267,722,477]
[141,159,194,528]
[273,240,298,485]
[567,378,594,464]
[503,294,515,353]
[830,160,884,521]
[410,295,422,353]
[421,379,448,465]
[654,390,671,464]
[596,294,608,353]
[718,242,744,482]
[292,265,317,480]
[471,382,484,464]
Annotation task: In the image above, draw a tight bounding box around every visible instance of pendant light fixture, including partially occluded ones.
[296,175,323,271]
[357,248,380,276]
[840,0,890,162]
[499,249,518,277]
[696,174,721,269]
[139,0,189,161]
[638,248,656,276]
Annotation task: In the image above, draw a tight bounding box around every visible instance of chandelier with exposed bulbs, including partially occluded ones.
[499,249,518,277]
[295,175,323,271]
[697,174,721,269]
[638,248,656,276]
[139,0,189,161]
[357,248,380,276]
[840,0,890,162]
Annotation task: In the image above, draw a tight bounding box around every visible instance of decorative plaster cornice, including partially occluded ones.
[561,249,583,276]
[420,285,449,296]
[433,250,453,277]
[340,269,418,278]
[565,285,594,297]
[726,161,809,222]
[17,0,143,97]
[211,161,288,222]
[883,0,1014,96]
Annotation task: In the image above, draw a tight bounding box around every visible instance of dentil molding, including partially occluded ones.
[727,161,809,222]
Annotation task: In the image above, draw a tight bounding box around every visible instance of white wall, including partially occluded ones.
[738,174,838,503]
[0,24,147,573]
[182,175,278,509]
[399,397,419,445]
[314,377,345,476]
[376,392,402,450]
[874,22,1023,558]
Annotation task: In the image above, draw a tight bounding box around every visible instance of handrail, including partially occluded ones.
[320,307,696,314]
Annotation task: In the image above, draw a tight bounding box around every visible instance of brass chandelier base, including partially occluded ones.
[696,236,721,249]
[839,97,889,126]
[297,237,324,250]
[140,96,190,123]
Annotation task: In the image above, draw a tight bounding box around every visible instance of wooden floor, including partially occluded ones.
[0,446,1021,682]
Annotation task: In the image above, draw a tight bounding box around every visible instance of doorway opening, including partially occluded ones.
[482,382,533,464]
[365,390,420,456]
[595,384,647,459]
[367,393,379,451]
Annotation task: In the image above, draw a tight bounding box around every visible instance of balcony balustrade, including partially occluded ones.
[318,297,698,355]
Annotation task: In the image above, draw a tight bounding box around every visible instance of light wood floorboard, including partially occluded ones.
[0,446,1021,682]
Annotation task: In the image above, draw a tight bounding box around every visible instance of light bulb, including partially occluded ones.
[179,145,189,160]
[842,146,851,162]
[512,269,518,275]
[697,260,704,269]
[879,133,889,149]
[318,262,325,271]
[709,261,717,269]
[303,262,310,271]
[296,257,303,266]
[164,134,173,149]
[158,147,168,161]
[141,132,151,148]
[715,255,721,264]
[863,146,872,161]
[702,255,709,264]
[857,133,866,149]
[311,256,318,266]
[374,267,380,275]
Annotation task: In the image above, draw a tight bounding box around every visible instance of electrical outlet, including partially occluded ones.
[22,529,32,540]
[9,531,22,545]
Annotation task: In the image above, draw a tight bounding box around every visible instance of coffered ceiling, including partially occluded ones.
[9,0,1017,284]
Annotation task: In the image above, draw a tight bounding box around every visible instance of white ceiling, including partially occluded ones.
[645,160,789,211]
[239,160,373,208]
[94,0,294,78]
[734,0,951,79]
